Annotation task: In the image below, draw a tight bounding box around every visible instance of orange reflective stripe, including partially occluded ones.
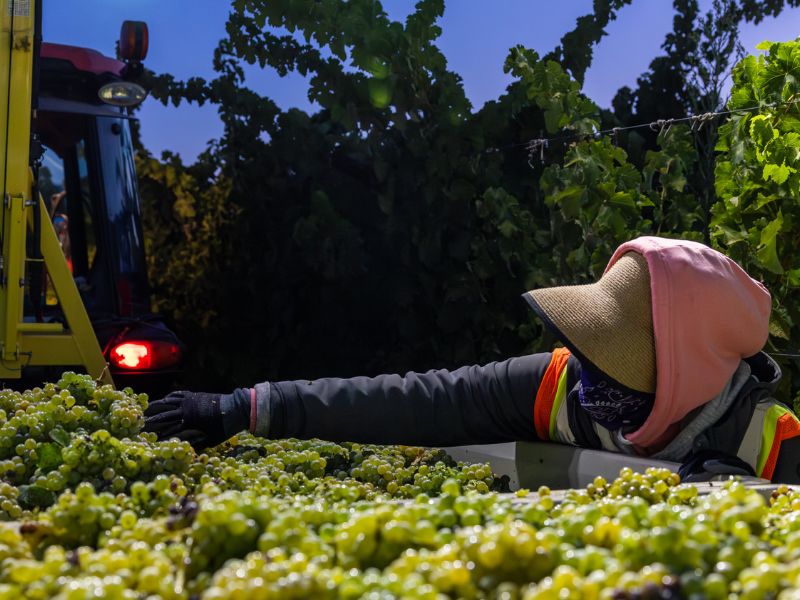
[761,411,800,481]
[534,347,571,441]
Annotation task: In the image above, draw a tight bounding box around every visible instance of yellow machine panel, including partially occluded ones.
[0,0,111,384]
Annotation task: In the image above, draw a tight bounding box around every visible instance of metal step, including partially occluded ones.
[443,441,766,491]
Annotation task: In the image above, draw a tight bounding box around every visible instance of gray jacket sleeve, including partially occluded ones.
[255,353,556,447]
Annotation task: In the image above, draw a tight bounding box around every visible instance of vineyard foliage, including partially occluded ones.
[137,0,800,403]
[712,39,800,371]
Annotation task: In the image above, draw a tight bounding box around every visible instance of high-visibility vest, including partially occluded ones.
[533,347,574,444]
[737,400,800,480]
[533,348,800,481]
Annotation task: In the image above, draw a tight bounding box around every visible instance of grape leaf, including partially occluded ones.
[36,443,62,473]
[18,485,56,510]
[763,162,793,184]
[49,428,70,447]
[757,213,784,274]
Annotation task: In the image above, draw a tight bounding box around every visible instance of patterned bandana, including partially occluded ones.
[578,361,655,432]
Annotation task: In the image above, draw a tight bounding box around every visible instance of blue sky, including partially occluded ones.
[43,1,800,163]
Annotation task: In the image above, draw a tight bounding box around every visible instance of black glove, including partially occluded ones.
[678,449,756,483]
[144,391,232,450]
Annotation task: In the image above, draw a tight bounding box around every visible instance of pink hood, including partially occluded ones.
[605,237,772,449]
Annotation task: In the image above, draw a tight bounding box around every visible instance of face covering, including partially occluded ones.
[578,360,655,432]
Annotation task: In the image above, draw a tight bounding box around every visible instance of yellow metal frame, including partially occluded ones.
[0,0,112,384]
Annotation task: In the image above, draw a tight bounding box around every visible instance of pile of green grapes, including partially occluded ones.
[0,374,798,599]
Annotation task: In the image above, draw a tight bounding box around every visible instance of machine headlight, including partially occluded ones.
[98,81,147,107]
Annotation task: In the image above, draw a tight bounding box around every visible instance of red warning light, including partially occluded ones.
[119,21,149,62]
[112,342,150,369]
[110,340,182,371]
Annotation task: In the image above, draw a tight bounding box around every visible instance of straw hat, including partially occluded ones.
[525,252,656,393]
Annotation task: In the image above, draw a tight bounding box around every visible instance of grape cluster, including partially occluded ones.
[0,539,187,599]
[0,374,799,598]
[203,437,506,498]
[0,374,194,517]
[58,430,194,492]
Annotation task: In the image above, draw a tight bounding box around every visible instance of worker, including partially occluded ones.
[144,236,800,482]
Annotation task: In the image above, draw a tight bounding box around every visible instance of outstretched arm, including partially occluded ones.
[144,353,558,448]
[262,353,552,446]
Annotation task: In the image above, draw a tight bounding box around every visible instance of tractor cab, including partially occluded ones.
[26,28,182,394]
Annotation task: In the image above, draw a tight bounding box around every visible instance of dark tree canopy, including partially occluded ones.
[136,0,800,408]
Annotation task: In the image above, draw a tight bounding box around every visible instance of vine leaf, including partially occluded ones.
[763,162,793,184]
[757,212,784,274]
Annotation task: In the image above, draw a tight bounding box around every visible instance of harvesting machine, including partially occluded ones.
[0,0,182,394]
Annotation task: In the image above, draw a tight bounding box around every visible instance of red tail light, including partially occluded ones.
[110,340,181,370]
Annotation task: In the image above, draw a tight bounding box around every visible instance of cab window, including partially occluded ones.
[36,113,108,313]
